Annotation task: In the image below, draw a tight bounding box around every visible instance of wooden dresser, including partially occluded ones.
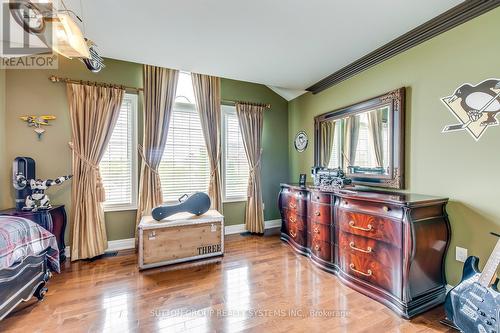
[278,183,450,318]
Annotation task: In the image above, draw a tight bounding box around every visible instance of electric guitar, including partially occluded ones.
[445,235,500,333]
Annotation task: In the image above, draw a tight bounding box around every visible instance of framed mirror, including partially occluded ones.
[314,88,405,189]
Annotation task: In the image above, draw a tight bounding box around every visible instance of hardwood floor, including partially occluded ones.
[0,231,454,333]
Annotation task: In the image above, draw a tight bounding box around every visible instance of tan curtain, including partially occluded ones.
[236,103,265,234]
[136,65,179,230]
[367,110,383,167]
[320,121,335,167]
[67,83,125,261]
[191,73,222,212]
[343,116,360,167]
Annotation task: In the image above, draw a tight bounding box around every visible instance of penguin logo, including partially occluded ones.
[441,78,500,141]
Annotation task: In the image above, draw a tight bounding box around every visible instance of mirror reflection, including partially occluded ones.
[319,106,391,176]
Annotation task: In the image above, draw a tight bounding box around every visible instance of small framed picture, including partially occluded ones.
[299,174,306,187]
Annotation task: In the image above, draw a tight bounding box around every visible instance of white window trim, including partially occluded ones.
[102,93,139,212]
[221,105,248,203]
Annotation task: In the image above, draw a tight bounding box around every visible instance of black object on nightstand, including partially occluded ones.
[0,205,68,262]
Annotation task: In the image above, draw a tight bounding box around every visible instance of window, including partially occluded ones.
[354,113,373,167]
[158,72,250,203]
[222,106,249,202]
[327,122,340,169]
[100,93,138,211]
[158,72,210,202]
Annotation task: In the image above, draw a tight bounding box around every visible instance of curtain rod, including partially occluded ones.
[49,75,271,108]
[48,75,143,93]
[222,99,271,109]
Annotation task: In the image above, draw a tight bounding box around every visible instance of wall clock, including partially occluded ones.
[294,131,308,152]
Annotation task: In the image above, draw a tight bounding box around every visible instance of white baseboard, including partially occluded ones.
[64,238,136,259]
[265,219,282,229]
[224,219,282,235]
[65,220,282,258]
[107,238,136,251]
[224,224,247,235]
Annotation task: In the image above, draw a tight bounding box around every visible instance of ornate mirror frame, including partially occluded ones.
[314,87,405,189]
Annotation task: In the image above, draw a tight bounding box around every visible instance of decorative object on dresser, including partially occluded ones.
[0,205,68,262]
[311,166,352,190]
[314,88,405,189]
[15,174,72,211]
[299,174,307,187]
[444,233,500,333]
[152,192,211,221]
[278,183,450,318]
[138,210,224,270]
[12,156,72,212]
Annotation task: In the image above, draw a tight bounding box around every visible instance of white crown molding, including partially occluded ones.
[266,86,307,101]
[65,220,282,258]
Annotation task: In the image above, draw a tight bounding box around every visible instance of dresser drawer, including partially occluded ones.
[285,209,306,231]
[285,192,307,216]
[288,224,307,247]
[338,198,403,220]
[338,233,401,298]
[308,202,331,224]
[309,222,331,244]
[338,232,401,269]
[338,209,401,247]
[310,239,331,262]
[310,191,332,204]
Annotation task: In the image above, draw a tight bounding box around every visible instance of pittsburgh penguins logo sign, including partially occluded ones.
[441,78,500,141]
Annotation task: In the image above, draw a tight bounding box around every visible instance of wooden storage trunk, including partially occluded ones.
[138,210,224,270]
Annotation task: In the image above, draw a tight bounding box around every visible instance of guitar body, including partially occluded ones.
[445,256,500,333]
[152,192,211,221]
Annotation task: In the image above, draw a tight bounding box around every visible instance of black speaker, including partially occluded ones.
[13,157,35,211]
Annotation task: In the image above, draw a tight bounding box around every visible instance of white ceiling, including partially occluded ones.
[64,0,462,93]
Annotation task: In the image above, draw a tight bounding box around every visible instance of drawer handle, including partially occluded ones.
[289,203,297,209]
[313,227,320,234]
[349,221,373,232]
[290,230,297,238]
[289,216,297,223]
[349,242,372,254]
[314,211,321,216]
[314,244,320,251]
[349,263,372,277]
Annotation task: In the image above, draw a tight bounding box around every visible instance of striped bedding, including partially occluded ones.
[0,216,60,272]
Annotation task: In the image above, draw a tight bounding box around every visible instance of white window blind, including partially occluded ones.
[100,93,138,211]
[222,106,249,201]
[159,103,210,202]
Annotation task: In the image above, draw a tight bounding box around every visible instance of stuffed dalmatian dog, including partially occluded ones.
[15,174,72,211]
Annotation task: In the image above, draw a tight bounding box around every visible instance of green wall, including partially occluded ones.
[221,78,289,226]
[3,57,288,242]
[288,8,500,285]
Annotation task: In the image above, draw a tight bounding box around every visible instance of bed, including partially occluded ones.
[0,216,60,320]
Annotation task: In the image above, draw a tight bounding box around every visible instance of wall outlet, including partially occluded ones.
[456,246,468,262]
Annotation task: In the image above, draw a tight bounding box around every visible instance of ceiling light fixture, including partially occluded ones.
[50,13,89,59]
